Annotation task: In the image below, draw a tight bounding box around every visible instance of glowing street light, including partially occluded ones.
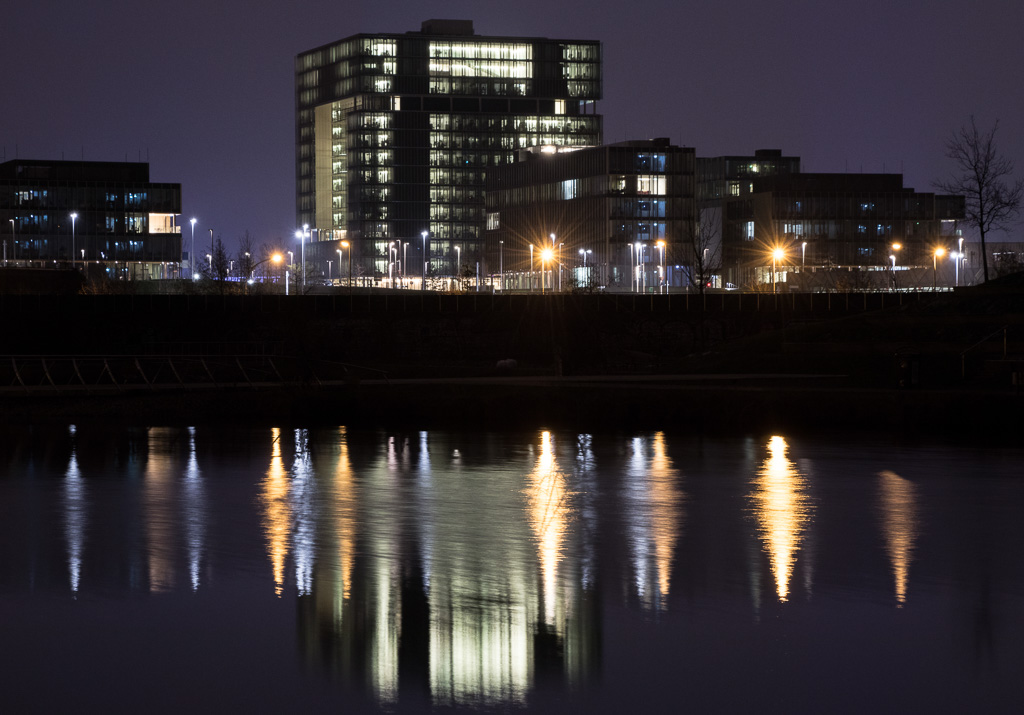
[8,219,15,263]
[933,247,946,290]
[70,212,77,268]
[801,241,807,268]
[530,244,535,292]
[302,224,309,292]
[656,240,666,293]
[189,218,197,278]
[771,247,785,294]
[541,247,553,294]
[341,240,351,289]
[421,230,428,291]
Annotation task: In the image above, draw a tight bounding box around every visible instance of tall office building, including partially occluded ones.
[296,20,602,284]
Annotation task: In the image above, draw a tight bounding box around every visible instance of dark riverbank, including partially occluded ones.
[1,375,1018,439]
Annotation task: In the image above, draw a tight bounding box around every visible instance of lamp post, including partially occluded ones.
[189,218,196,278]
[952,251,959,287]
[772,248,785,294]
[628,243,634,292]
[541,247,553,294]
[933,247,945,290]
[635,242,642,293]
[558,242,563,292]
[245,253,283,293]
[530,244,534,292]
[455,245,461,287]
[70,212,77,269]
[958,236,965,286]
[801,241,807,269]
[9,218,16,263]
[656,240,666,294]
[302,224,308,293]
[421,231,428,291]
[341,240,351,290]
[499,240,504,292]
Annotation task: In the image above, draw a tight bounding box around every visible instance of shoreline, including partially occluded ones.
[2,375,1019,439]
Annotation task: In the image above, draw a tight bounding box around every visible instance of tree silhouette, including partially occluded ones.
[935,117,1023,282]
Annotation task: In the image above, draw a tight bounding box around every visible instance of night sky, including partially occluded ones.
[5,0,1022,252]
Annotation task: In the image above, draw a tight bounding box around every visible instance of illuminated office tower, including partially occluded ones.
[296,20,602,283]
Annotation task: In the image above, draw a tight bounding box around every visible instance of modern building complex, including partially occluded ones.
[698,151,965,289]
[484,139,696,291]
[295,19,602,285]
[0,160,182,279]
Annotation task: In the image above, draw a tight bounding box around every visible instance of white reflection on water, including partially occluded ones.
[878,470,919,606]
[625,432,685,610]
[183,427,204,592]
[261,427,291,596]
[292,429,316,597]
[526,431,571,628]
[64,425,84,595]
[750,435,813,603]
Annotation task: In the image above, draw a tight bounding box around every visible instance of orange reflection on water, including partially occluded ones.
[261,427,291,596]
[751,436,812,602]
[649,432,682,599]
[878,470,918,606]
[525,431,570,628]
[144,428,177,593]
[334,426,356,603]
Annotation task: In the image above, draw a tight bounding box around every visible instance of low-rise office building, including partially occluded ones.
[698,158,964,289]
[484,138,696,291]
[0,160,182,279]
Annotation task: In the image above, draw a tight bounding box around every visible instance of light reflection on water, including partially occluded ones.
[5,426,1024,712]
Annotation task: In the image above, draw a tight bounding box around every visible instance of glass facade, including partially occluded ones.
[297,22,602,281]
[0,160,182,278]
[484,140,696,292]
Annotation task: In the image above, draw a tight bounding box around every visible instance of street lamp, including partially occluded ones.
[302,224,309,292]
[455,245,461,286]
[8,219,14,263]
[499,240,504,292]
[771,247,785,294]
[630,242,638,292]
[530,244,534,292]
[801,241,807,269]
[246,253,283,292]
[189,218,197,278]
[70,212,77,268]
[421,230,428,291]
[933,247,946,290]
[341,240,351,290]
[656,240,666,294]
[541,247,553,294]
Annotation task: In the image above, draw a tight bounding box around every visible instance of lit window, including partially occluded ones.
[555,99,565,115]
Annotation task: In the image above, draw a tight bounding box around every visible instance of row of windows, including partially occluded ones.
[429,42,531,61]
[429,58,531,79]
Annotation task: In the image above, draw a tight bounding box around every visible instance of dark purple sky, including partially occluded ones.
[5,0,1022,252]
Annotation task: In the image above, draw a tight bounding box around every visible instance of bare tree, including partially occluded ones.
[237,230,256,280]
[935,117,1023,282]
[202,237,232,293]
[681,210,721,295]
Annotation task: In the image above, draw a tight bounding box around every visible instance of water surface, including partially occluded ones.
[1,425,1022,713]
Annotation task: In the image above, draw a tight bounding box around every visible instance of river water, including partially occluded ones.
[1,425,1022,713]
